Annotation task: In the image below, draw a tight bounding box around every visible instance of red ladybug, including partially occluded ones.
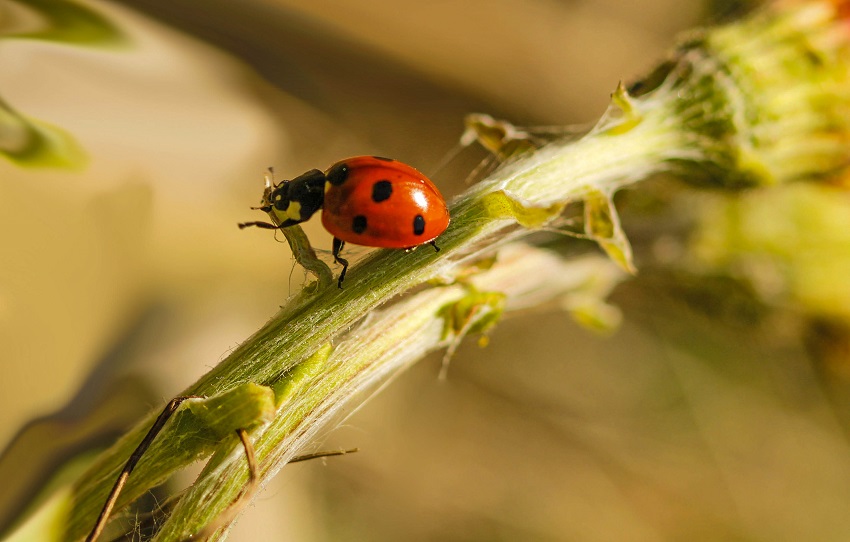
[240,156,450,287]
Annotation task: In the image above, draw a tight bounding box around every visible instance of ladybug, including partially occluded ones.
[239,156,450,287]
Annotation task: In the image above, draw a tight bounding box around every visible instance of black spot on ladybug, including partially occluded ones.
[372,180,393,203]
[326,163,349,186]
[413,214,426,236]
[352,215,368,234]
[372,156,394,162]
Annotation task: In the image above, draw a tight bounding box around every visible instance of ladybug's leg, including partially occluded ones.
[332,237,349,288]
[237,221,280,230]
[429,240,441,252]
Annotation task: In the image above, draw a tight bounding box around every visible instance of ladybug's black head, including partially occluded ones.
[268,181,290,211]
[241,167,328,231]
[263,168,327,227]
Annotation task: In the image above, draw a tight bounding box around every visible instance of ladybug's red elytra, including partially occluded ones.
[239,156,450,287]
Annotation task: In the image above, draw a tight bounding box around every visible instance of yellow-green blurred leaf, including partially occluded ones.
[584,189,636,274]
[0,101,86,169]
[3,0,126,47]
[2,487,72,542]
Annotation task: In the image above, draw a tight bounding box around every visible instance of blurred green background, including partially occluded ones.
[4,0,850,540]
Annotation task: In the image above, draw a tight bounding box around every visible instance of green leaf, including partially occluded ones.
[2,0,126,47]
[0,99,86,169]
[583,189,636,274]
[2,487,72,542]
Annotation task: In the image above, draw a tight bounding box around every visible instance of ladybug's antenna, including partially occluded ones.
[245,167,277,212]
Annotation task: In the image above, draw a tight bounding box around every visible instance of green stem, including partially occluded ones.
[154,245,624,541]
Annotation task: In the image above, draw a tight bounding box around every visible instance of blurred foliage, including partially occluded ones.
[0,0,127,168]
[2,0,125,45]
[0,99,86,169]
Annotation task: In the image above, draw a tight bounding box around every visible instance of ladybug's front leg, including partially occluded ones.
[332,238,349,288]
[237,221,280,230]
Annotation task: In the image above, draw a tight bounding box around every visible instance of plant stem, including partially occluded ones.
[64,111,657,539]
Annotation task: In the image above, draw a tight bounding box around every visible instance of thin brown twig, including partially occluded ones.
[186,428,259,541]
[86,395,202,542]
[186,444,360,539]
[289,448,359,464]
